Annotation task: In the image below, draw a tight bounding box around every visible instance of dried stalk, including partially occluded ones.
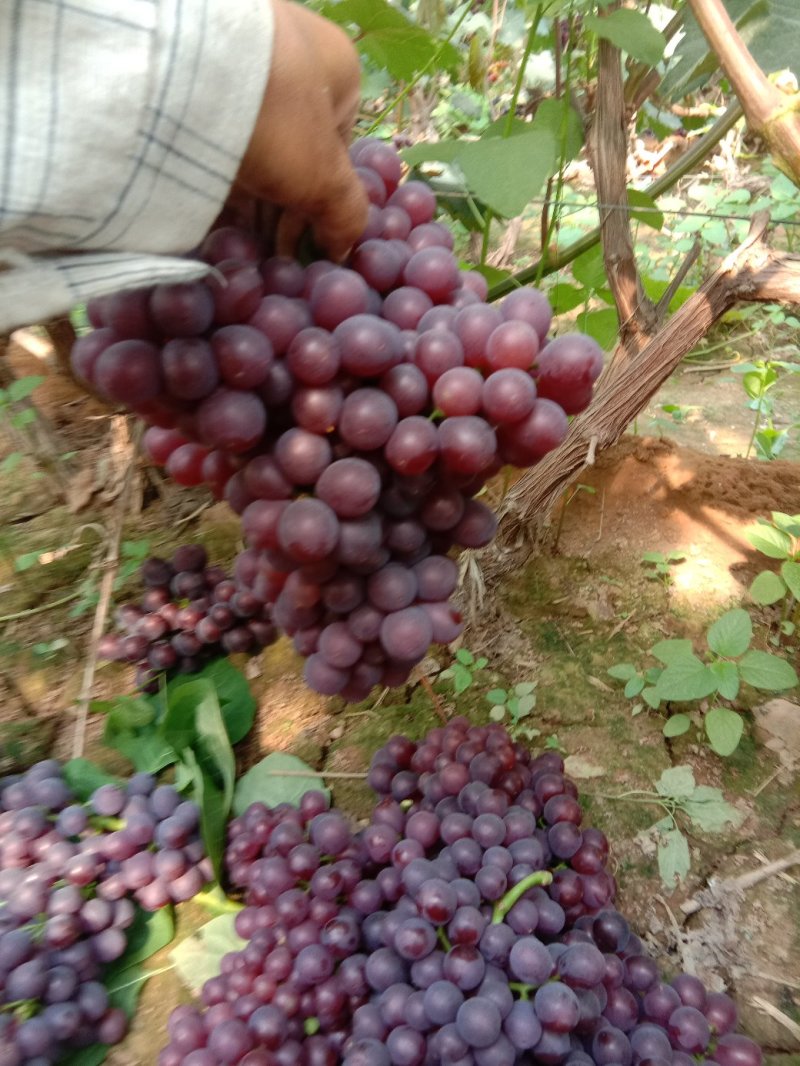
[499,214,800,541]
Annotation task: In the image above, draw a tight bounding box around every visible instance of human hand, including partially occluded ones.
[233,0,369,262]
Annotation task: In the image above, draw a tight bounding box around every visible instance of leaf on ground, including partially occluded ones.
[171,913,247,996]
[657,827,691,889]
[704,706,744,757]
[233,753,329,817]
[563,755,605,779]
[655,765,696,799]
[682,785,745,833]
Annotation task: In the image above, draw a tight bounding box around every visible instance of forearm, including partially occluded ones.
[0,0,273,332]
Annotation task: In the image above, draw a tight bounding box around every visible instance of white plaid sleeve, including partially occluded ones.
[0,0,274,333]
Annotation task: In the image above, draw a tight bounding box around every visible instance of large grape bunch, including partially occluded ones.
[156,720,763,1066]
[0,761,210,1063]
[71,137,603,701]
[99,544,277,692]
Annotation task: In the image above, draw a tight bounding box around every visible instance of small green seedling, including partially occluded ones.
[609,607,799,756]
[731,359,800,460]
[486,682,538,740]
[438,648,488,696]
[746,512,800,644]
[641,550,686,586]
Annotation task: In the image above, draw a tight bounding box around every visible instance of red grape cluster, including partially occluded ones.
[0,762,210,1062]
[98,544,277,691]
[156,721,762,1066]
[71,138,603,701]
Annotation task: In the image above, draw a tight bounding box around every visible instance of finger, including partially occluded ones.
[310,172,369,262]
[275,210,309,259]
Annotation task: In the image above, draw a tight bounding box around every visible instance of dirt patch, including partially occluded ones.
[553,435,800,610]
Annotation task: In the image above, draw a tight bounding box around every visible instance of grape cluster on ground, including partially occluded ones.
[155,720,762,1066]
[98,544,276,692]
[0,762,209,1063]
[73,137,604,701]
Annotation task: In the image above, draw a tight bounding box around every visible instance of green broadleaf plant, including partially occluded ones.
[612,765,742,889]
[609,606,798,756]
[746,513,800,646]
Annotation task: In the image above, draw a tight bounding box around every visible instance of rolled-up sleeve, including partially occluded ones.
[0,0,274,333]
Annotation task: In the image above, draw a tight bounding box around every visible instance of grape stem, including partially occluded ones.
[492,870,554,923]
[246,770,368,780]
[192,890,244,916]
[437,926,452,952]
[509,981,535,1000]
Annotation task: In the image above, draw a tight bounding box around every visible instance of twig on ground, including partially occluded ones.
[680,849,800,916]
[586,435,598,466]
[608,608,637,640]
[175,499,213,528]
[71,423,141,759]
[655,893,687,970]
[420,675,448,725]
[749,971,800,993]
[594,489,606,543]
[0,589,82,624]
[751,996,800,1042]
[750,765,784,798]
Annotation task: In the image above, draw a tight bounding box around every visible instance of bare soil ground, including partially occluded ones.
[1,336,799,1063]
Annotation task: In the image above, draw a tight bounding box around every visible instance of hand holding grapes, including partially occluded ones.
[233,0,369,262]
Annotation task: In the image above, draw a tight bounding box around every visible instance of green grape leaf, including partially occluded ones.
[171,912,246,996]
[584,9,666,66]
[233,753,329,816]
[628,189,664,230]
[456,127,557,218]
